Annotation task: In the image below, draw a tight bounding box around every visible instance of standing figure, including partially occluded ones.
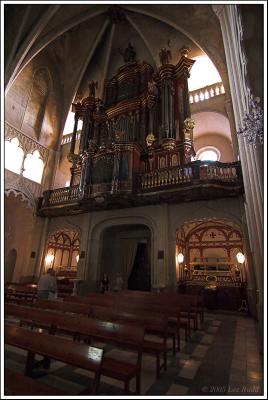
[159,47,171,65]
[88,80,98,97]
[100,273,110,294]
[37,268,57,299]
[113,272,124,292]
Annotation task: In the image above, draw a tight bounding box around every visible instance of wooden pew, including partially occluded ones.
[30,300,172,378]
[4,368,65,396]
[114,291,199,332]
[5,324,103,394]
[5,283,37,304]
[64,293,188,344]
[5,304,144,394]
[32,299,92,316]
[119,291,204,325]
[90,306,168,379]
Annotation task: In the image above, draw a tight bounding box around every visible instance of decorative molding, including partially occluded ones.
[5,121,49,163]
[5,173,38,213]
[237,96,263,147]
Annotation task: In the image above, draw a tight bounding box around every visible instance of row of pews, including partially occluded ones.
[4,289,205,396]
[4,280,74,303]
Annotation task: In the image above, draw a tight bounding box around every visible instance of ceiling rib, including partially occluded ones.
[10,7,109,88]
[125,12,157,70]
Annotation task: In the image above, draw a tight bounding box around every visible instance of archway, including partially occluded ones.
[176,218,246,310]
[99,224,151,291]
[43,229,80,278]
[5,248,17,284]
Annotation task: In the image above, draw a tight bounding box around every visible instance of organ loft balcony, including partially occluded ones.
[37,50,244,217]
[38,159,243,217]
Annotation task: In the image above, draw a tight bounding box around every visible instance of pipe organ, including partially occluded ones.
[68,46,195,202]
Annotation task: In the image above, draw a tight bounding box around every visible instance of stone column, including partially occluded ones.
[224,97,239,159]
[69,113,79,155]
[34,217,49,278]
[213,4,263,348]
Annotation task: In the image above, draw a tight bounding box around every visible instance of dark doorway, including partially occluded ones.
[128,242,151,291]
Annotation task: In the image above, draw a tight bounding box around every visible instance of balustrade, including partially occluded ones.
[61,131,81,145]
[40,162,241,208]
[189,82,225,104]
[45,185,80,206]
[140,165,193,189]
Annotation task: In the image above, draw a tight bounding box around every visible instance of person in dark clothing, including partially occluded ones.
[100,273,110,294]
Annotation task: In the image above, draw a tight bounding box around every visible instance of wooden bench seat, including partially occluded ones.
[90,306,168,378]
[31,300,171,378]
[64,294,188,346]
[5,324,103,394]
[5,303,144,394]
[4,368,65,396]
[33,299,92,315]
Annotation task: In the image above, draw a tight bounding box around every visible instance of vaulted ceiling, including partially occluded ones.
[5,4,228,148]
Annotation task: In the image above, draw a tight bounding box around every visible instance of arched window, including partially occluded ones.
[196,146,220,161]
[23,150,44,183]
[188,55,222,91]
[63,110,83,135]
[5,138,24,174]
[44,231,80,276]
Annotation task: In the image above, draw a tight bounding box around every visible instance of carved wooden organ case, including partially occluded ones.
[68,52,195,201]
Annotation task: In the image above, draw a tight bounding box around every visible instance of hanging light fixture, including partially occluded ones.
[236,252,245,264]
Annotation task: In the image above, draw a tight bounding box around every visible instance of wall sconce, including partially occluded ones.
[76,254,79,263]
[176,252,184,264]
[236,252,245,264]
[45,254,54,268]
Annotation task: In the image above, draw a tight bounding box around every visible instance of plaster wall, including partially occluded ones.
[42,197,244,293]
[194,133,234,162]
[4,193,44,283]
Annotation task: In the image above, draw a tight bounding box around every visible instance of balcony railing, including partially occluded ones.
[137,161,240,191]
[61,131,81,145]
[42,185,80,207]
[189,82,225,104]
[39,161,242,212]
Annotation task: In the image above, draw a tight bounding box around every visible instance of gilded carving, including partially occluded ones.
[146,133,156,148]
[183,118,195,139]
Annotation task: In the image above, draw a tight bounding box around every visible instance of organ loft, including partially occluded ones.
[40,44,241,214]
[60,45,196,208]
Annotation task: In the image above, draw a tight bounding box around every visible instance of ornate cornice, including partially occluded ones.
[5,122,49,163]
[5,170,40,213]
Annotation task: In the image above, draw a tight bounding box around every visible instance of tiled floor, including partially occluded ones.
[5,311,264,396]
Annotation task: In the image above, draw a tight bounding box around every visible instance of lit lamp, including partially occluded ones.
[176,252,184,281]
[236,251,245,281]
[76,254,79,264]
[236,252,245,264]
[45,254,54,270]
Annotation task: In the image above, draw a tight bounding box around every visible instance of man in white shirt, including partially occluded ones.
[37,268,57,299]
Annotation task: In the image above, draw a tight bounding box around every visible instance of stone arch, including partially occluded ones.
[47,220,82,238]
[171,205,243,241]
[87,215,157,284]
[43,221,82,275]
[4,187,36,214]
[175,216,245,284]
